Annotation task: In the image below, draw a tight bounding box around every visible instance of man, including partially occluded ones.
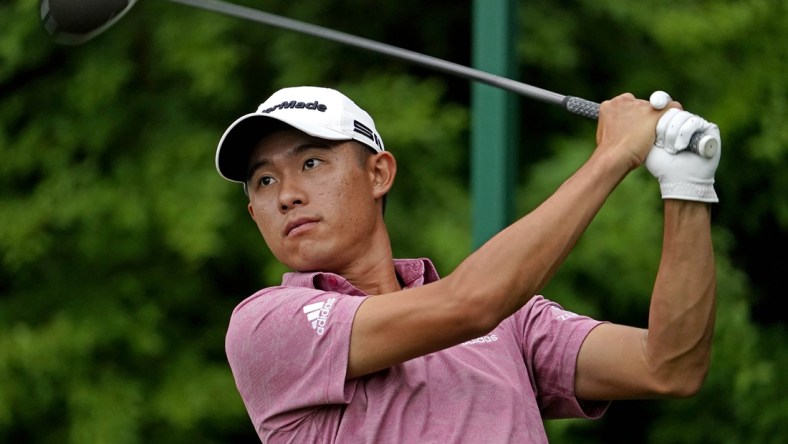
[216,86,720,443]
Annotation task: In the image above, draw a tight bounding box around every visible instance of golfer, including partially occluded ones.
[216,86,720,443]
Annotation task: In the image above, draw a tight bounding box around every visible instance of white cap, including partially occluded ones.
[216,86,385,183]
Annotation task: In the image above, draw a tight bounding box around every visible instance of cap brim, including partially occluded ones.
[216,113,353,183]
[215,114,277,183]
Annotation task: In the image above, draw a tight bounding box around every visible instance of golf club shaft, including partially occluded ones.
[40,0,711,155]
[170,0,719,156]
[167,0,600,119]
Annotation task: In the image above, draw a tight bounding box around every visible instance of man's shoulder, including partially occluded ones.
[231,284,325,316]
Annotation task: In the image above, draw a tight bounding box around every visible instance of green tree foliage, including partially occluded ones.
[0,0,784,442]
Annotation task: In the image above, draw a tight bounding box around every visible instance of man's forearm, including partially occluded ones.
[447,150,631,327]
[645,200,716,395]
[444,93,666,334]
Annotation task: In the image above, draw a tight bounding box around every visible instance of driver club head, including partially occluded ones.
[40,0,138,45]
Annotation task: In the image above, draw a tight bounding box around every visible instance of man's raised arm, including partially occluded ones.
[348,93,668,379]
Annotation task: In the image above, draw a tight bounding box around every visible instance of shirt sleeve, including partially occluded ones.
[225,286,367,432]
[514,296,610,420]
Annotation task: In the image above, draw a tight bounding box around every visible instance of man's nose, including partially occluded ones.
[278,178,308,212]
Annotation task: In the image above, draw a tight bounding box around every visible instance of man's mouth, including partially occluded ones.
[284,217,320,237]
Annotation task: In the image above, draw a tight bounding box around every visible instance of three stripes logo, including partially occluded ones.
[551,306,578,321]
[303,298,337,335]
[353,120,383,150]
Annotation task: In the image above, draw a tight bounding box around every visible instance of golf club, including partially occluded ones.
[39,0,717,157]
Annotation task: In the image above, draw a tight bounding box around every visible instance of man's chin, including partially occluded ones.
[283,255,337,274]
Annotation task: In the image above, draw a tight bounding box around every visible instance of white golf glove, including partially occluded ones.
[646,145,721,202]
[648,91,720,157]
[645,95,722,203]
[653,108,719,155]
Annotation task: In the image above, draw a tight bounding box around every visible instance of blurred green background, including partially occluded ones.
[1,0,785,442]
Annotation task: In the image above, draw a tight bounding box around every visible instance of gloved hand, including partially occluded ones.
[653,108,720,155]
[649,91,720,157]
[645,99,722,203]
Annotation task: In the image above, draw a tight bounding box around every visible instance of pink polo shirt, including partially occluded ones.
[225,258,608,443]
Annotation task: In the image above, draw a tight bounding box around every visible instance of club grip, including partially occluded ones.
[686,132,719,158]
[562,96,716,158]
[564,96,600,119]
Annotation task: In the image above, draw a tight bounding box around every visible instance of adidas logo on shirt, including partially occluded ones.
[462,333,498,346]
[550,306,578,321]
[303,298,337,336]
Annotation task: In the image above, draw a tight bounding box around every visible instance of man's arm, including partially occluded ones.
[347,93,663,379]
[574,200,716,399]
[573,105,721,399]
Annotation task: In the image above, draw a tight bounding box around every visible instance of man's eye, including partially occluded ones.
[259,176,276,187]
[304,158,323,170]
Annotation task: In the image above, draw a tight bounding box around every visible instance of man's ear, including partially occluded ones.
[247,201,257,222]
[369,151,397,199]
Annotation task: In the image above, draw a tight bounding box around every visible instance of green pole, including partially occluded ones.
[471,0,519,249]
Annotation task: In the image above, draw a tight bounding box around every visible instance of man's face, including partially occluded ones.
[246,128,383,272]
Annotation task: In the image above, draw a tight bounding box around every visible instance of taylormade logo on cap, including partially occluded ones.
[215,86,385,183]
[260,100,328,113]
[254,89,384,151]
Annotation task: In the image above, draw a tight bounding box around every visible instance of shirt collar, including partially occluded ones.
[281,258,440,295]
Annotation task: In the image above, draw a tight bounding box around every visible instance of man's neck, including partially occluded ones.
[339,248,401,296]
